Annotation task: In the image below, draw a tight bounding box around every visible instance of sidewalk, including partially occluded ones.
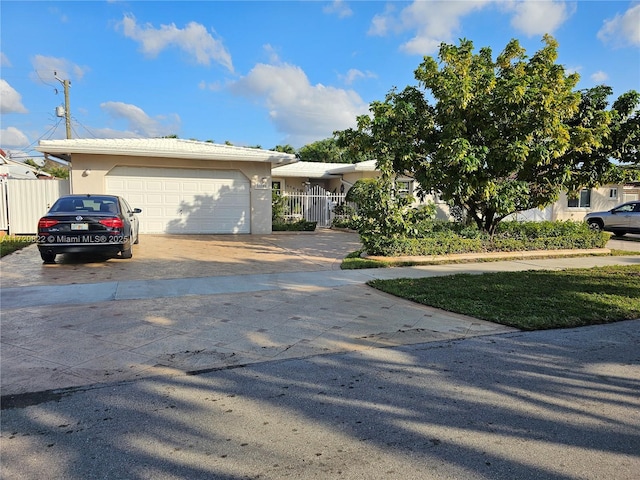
[2,254,638,397]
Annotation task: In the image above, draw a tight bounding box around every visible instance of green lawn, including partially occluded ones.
[368,265,640,330]
[0,236,35,257]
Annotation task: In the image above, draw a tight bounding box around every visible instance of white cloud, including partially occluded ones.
[339,68,377,85]
[598,4,640,48]
[100,101,181,137]
[263,44,281,64]
[118,14,234,72]
[503,0,573,36]
[590,70,608,83]
[230,63,369,146]
[368,3,397,37]
[368,1,574,55]
[30,55,89,83]
[0,80,28,114]
[369,1,489,55]
[1,52,11,67]
[323,0,353,19]
[198,80,223,91]
[0,126,30,148]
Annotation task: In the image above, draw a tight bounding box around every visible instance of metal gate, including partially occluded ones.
[282,186,347,227]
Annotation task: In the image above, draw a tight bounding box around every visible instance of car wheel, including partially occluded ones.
[40,252,56,263]
[587,219,603,231]
[134,233,139,245]
[612,231,627,237]
[120,246,133,259]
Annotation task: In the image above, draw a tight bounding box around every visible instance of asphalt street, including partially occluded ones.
[1,321,639,479]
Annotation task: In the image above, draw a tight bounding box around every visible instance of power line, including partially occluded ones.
[8,118,63,159]
[70,116,99,138]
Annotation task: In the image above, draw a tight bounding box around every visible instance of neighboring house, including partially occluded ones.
[0,153,38,179]
[36,138,297,235]
[552,183,640,220]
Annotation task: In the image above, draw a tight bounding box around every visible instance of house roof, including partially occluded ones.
[0,153,39,179]
[272,160,378,178]
[272,161,347,178]
[36,138,298,165]
[326,160,378,174]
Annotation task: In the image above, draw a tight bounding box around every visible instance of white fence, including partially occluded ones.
[280,186,348,227]
[0,179,70,235]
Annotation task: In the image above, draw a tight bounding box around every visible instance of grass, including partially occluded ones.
[341,248,639,270]
[341,250,390,269]
[368,265,640,330]
[0,236,35,257]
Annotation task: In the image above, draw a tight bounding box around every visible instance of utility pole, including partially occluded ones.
[54,72,71,139]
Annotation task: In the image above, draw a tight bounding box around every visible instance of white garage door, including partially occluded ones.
[106,167,250,234]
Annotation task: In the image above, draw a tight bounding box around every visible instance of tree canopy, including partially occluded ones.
[297,137,368,163]
[336,35,640,234]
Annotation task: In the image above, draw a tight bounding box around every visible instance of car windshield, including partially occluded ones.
[50,196,120,214]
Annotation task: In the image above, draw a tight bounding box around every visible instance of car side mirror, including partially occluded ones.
[133,208,142,214]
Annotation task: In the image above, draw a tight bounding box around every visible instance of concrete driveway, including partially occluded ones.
[1,230,638,398]
[0,230,363,288]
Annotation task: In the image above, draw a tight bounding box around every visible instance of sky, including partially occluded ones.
[1,1,639,161]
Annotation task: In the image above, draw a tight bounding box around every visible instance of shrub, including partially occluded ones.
[361,220,609,256]
[272,220,317,232]
[331,203,359,229]
[272,190,287,222]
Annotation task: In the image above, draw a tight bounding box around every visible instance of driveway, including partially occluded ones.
[1,230,638,398]
[0,230,363,288]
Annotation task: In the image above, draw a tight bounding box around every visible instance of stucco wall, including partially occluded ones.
[69,153,272,234]
[553,186,623,221]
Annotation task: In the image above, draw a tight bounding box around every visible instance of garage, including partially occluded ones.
[36,138,297,235]
[106,166,250,234]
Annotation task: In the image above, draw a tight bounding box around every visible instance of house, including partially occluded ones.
[0,152,38,179]
[273,159,640,223]
[36,138,297,235]
[272,160,379,194]
[272,160,449,220]
[508,184,640,222]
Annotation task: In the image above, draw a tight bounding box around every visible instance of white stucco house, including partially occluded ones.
[272,159,640,223]
[36,138,297,235]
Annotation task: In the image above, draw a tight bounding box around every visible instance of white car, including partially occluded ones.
[584,201,640,237]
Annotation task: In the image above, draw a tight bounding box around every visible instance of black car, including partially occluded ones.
[37,194,142,263]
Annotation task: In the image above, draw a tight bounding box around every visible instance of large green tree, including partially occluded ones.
[563,86,640,190]
[336,36,638,234]
[297,137,367,163]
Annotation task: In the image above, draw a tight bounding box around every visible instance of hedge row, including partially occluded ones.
[362,221,610,256]
[272,220,317,232]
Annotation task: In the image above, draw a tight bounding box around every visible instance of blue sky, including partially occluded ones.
[1,1,639,160]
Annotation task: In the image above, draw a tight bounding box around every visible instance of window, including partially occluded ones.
[272,181,282,193]
[395,180,412,197]
[609,188,618,199]
[567,189,591,208]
